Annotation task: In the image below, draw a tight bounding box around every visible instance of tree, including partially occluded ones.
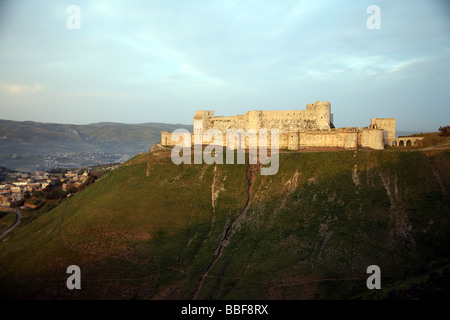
[67,186,78,194]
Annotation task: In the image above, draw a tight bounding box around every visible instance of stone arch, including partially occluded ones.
[392,141,396,146]
[406,140,412,146]
[399,140,405,146]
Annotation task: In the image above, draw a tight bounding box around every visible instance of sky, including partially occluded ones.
[0,0,449,132]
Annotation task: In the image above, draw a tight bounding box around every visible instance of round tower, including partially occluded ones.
[313,101,331,129]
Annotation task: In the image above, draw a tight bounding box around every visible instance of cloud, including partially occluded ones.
[387,58,428,74]
[182,64,199,75]
[3,83,45,94]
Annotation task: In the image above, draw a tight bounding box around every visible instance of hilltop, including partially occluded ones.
[0,143,449,299]
[0,119,192,171]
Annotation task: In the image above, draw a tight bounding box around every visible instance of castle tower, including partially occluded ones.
[193,110,215,137]
[247,110,262,130]
[370,118,396,145]
[314,101,332,130]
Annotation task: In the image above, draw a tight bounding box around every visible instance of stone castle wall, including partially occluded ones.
[161,101,392,151]
[298,128,358,149]
[162,127,384,150]
[207,115,247,133]
[370,118,396,145]
[202,101,333,134]
[360,128,384,149]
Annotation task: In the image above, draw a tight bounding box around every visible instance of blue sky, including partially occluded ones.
[0,0,449,131]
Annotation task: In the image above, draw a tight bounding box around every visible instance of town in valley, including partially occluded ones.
[0,164,119,212]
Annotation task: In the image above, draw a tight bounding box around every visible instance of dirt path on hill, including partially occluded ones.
[192,162,261,299]
[422,141,450,150]
[0,208,22,240]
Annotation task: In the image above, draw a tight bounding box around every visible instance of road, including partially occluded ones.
[0,208,22,240]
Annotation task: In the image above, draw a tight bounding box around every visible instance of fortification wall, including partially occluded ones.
[161,131,194,147]
[204,101,332,133]
[207,115,247,133]
[161,127,383,151]
[193,110,215,136]
[260,110,323,131]
[371,118,396,144]
[361,128,384,150]
[206,110,325,132]
[161,131,175,146]
[160,101,387,151]
[299,128,358,149]
[279,133,289,149]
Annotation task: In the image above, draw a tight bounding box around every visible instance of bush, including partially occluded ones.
[26,198,42,206]
[438,126,450,137]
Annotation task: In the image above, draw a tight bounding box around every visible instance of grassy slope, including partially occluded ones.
[0,148,449,299]
[410,132,450,149]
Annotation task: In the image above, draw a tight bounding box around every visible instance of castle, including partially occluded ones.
[161,101,398,150]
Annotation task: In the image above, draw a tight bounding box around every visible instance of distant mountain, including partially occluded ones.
[0,119,192,171]
[0,166,17,173]
[0,165,17,182]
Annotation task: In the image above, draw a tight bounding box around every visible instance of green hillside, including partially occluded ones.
[0,146,449,299]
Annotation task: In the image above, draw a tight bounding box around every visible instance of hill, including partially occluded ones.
[0,119,192,171]
[0,146,449,299]
[0,165,17,182]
